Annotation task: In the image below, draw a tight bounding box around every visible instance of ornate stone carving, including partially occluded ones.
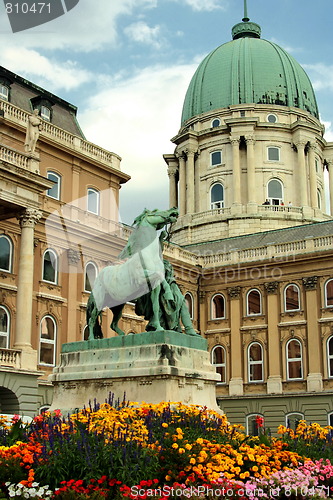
[245,136,255,146]
[230,137,240,147]
[227,286,241,299]
[67,248,81,265]
[167,166,178,177]
[264,281,279,294]
[17,208,42,228]
[302,276,318,290]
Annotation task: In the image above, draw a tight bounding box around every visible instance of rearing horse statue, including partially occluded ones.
[86,207,179,340]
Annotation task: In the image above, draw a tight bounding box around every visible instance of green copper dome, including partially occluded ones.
[181,20,319,124]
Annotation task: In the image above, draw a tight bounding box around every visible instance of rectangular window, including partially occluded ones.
[211,151,222,166]
[0,85,9,101]
[268,147,280,161]
[41,105,51,121]
[47,172,60,200]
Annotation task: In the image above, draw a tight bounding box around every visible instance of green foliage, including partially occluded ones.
[33,426,158,489]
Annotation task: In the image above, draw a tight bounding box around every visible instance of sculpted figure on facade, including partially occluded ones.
[25,109,42,154]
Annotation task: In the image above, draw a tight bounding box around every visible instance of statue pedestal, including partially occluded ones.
[49,331,221,413]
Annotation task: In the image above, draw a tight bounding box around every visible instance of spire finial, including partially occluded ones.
[243,0,250,22]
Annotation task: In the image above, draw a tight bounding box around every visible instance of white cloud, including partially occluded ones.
[0,0,158,51]
[304,64,333,92]
[0,48,92,92]
[124,21,164,48]
[79,62,197,224]
[180,0,227,11]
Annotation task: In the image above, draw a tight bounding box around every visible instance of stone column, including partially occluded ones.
[227,286,243,395]
[303,276,323,392]
[327,161,333,215]
[168,165,178,209]
[308,143,318,209]
[178,154,186,216]
[186,150,196,214]
[264,281,282,394]
[246,136,256,204]
[295,141,308,206]
[231,137,241,204]
[15,208,42,369]
[67,249,81,343]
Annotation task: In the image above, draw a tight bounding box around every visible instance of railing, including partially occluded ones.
[0,145,29,169]
[258,205,303,215]
[0,349,21,369]
[1,100,121,169]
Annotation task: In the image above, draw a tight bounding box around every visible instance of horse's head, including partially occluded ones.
[133,207,179,229]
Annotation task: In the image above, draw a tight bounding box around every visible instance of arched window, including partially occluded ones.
[87,188,100,215]
[325,279,333,307]
[284,284,300,311]
[246,414,264,436]
[247,289,261,316]
[267,178,283,205]
[328,412,333,427]
[0,306,10,349]
[84,262,98,292]
[184,293,194,319]
[210,150,222,166]
[211,294,225,319]
[42,249,58,284]
[39,315,56,366]
[286,412,304,430]
[47,172,61,200]
[210,183,224,209]
[0,235,13,272]
[327,336,333,378]
[211,345,226,384]
[248,342,264,382]
[317,189,322,210]
[286,339,303,380]
[267,146,280,161]
[211,118,221,128]
[83,325,89,341]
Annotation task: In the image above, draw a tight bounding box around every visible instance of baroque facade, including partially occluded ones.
[164,10,333,433]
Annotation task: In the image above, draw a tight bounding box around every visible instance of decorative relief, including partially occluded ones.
[167,166,178,177]
[67,248,81,265]
[227,286,241,299]
[17,208,42,228]
[264,281,279,294]
[302,276,318,290]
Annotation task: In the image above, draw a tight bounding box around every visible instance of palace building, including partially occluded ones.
[1,4,333,432]
[164,7,333,432]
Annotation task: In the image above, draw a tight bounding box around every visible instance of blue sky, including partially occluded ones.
[1,0,333,225]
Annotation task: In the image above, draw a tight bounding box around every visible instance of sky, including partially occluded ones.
[1,0,333,225]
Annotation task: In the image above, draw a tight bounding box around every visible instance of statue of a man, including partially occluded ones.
[25,109,42,154]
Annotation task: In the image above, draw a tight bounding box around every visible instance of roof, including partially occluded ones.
[181,19,319,124]
[183,220,333,255]
[0,66,85,138]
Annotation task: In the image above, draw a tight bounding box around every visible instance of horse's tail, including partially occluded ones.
[86,292,103,339]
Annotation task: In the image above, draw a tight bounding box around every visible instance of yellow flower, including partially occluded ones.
[172,443,179,449]
[185,444,192,450]
[189,458,196,464]
[178,448,185,454]
[165,475,171,481]
[162,423,168,428]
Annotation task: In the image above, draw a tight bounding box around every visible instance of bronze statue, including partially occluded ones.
[86,207,199,339]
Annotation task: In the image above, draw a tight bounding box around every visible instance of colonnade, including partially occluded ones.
[167,136,326,215]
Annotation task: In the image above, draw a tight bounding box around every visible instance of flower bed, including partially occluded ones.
[0,397,332,499]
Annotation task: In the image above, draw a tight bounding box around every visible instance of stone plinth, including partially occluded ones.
[50,331,221,413]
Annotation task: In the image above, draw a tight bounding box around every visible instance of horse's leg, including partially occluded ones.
[147,285,164,331]
[110,304,125,336]
[87,293,99,340]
